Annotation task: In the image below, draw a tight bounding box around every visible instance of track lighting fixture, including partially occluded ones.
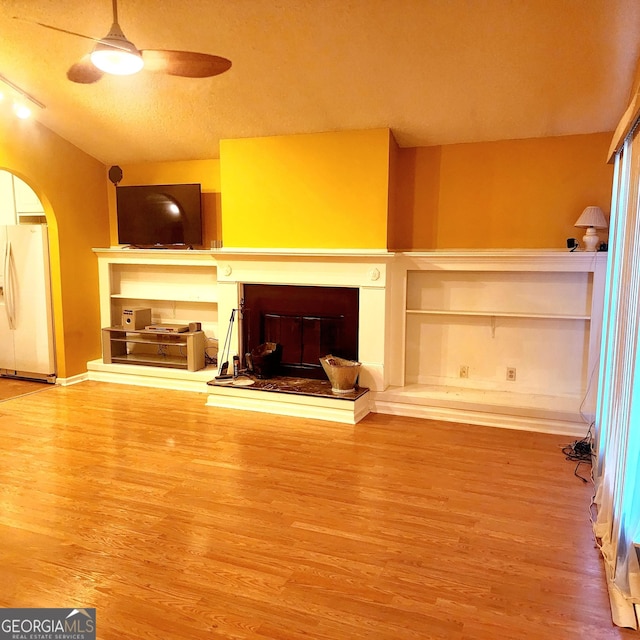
[0,72,45,120]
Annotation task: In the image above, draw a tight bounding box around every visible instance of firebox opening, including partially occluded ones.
[241,284,359,380]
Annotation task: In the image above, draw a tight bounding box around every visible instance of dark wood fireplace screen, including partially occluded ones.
[241,284,359,379]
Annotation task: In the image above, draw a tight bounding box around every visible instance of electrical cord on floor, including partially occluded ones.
[204,351,218,367]
[578,349,600,426]
[204,337,219,367]
[562,424,594,483]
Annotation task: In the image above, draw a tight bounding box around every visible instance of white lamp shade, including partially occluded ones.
[575,206,608,229]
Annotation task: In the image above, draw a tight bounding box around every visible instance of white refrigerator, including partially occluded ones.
[0,225,56,381]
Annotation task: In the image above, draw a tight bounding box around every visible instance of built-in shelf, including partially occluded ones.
[111,293,218,303]
[406,309,591,320]
[374,250,609,435]
[93,249,219,355]
[88,248,606,434]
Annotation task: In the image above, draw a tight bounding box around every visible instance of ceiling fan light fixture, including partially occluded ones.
[24,0,232,84]
[90,27,144,75]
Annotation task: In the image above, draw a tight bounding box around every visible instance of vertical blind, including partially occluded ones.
[594,121,640,629]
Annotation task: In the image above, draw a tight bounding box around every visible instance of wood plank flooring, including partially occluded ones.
[0,380,635,640]
[0,377,53,401]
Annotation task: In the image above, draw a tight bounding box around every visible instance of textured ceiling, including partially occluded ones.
[0,0,639,165]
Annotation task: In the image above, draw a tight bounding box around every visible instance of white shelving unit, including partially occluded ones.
[88,249,219,391]
[87,247,606,434]
[109,263,218,303]
[95,248,218,335]
[374,250,608,435]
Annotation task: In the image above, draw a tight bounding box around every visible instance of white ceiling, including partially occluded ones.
[0,0,639,165]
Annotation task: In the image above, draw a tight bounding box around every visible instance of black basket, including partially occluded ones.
[250,342,282,379]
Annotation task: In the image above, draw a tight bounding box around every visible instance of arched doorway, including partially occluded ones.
[0,170,56,385]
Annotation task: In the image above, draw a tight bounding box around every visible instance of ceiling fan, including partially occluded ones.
[18,0,232,84]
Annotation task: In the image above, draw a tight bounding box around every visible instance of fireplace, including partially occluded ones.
[242,284,359,379]
[214,249,394,395]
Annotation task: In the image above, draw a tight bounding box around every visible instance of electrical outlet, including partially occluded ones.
[459,365,469,378]
[506,367,517,381]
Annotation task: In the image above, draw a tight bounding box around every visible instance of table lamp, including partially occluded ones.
[575,206,608,251]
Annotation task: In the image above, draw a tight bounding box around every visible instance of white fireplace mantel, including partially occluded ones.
[89,247,606,434]
[215,248,396,391]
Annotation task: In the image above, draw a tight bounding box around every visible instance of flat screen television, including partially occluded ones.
[116,183,203,248]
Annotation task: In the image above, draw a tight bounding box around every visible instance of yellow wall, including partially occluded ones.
[386,133,402,249]
[220,129,391,249]
[0,118,612,380]
[0,117,109,378]
[394,132,613,249]
[125,132,612,252]
[391,146,442,250]
[111,160,221,248]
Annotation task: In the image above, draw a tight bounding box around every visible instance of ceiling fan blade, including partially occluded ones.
[141,50,232,78]
[13,16,100,44]
[67,55,105,84]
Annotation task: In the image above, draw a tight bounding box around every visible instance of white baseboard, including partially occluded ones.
[372,397,588,437]
[55,372,89,386]
[86,358,215,393]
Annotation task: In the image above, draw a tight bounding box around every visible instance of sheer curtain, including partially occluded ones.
[593,67,640,628]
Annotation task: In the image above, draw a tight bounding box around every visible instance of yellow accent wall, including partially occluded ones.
[391,146,442,250]
[393,132,613,249]
[0,118,611,380]
[220,129,391,249]
[386,133,402,249]
[0,117,109,378]
[111,160,221,248]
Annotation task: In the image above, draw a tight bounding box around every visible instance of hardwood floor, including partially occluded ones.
[0,381,635,639]
[0,377,53,401]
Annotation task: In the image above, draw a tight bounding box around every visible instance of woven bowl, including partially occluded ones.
[320,354,362,393]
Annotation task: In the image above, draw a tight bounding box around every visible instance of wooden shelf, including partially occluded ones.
[110,353,194,369]
[399,253,606,429]
[108,333,189,347]
[102,327,206,372]
[110,293,218,303]
[406,309,591,320]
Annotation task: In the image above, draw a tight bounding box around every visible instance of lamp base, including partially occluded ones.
[582,227,600,252]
